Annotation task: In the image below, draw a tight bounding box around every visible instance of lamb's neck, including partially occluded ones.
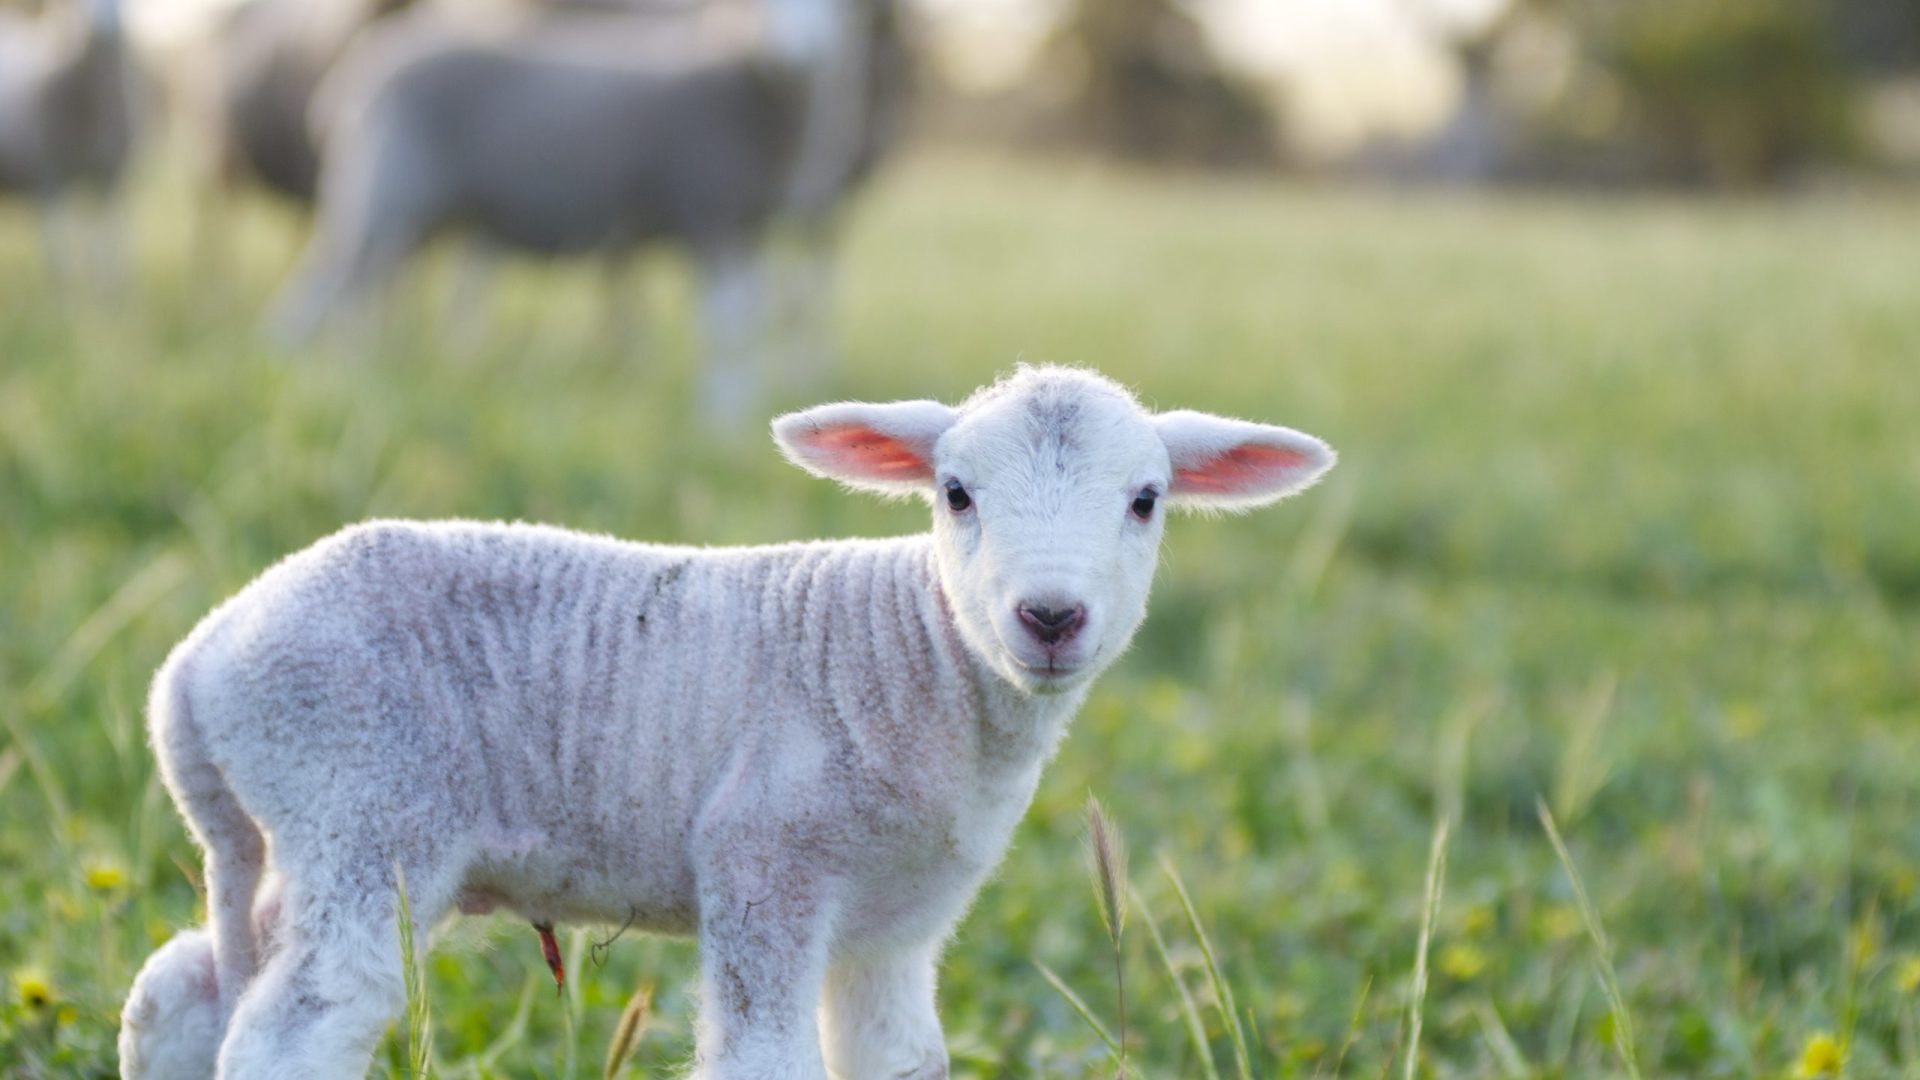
[889,536,1088,775]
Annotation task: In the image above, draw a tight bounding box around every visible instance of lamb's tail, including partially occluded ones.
[120,928,220,1080]
[146,648,266,1023]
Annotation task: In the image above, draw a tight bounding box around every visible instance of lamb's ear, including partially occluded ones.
[771,400,958,497]
[1155,410,1336,512]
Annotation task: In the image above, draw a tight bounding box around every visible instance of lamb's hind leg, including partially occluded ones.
[217,844,458,1080]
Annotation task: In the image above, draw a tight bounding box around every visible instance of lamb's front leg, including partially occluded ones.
[821,946,948,1080]
[693,851,836,1080]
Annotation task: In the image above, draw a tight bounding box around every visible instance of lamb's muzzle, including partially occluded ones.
[120,364,1335,1079]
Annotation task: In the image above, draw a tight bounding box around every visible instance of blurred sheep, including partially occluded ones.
[0,0,138,283]
[189,0,421,204]
[270,0,907,425]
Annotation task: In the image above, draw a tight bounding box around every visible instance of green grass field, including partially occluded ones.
[4,154,1920,1078]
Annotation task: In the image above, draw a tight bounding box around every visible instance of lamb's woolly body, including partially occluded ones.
[182,522,1069,937]
[121,366,1335,1079]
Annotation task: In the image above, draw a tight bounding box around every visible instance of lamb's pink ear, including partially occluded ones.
[771,400,958,497]
[1155,410,1336,511]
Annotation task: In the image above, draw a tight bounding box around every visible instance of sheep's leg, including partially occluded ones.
[695,243,769,431]
[269,216,419,349]
[772,227,842,391]
[35,194,77,289]
[217,852,455,1079]
[692,854,834,1080]
[203,809,267,1022]
[821,946,949,1080]
[83,188,131,298]
[441,237,499,359]
[268,128,434,348]
[153,662,269,1021]
[599,251,645,361]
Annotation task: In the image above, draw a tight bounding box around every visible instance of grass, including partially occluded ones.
[3,150,1920,1077]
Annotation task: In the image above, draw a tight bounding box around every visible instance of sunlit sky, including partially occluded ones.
[127,0,1509,158]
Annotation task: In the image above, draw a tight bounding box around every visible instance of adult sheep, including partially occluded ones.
[0,0,137,282]
[118,365,1335,1079]
[269,0,903,423]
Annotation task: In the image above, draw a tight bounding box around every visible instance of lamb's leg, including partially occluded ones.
[216,851,454,1080]
[693,852,834,1080]
[821,946,949,1080]
[694,242,768,431]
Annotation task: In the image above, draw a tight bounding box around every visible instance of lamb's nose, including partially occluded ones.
[1017,603,1086,646]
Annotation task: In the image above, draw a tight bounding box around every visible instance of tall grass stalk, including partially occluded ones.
[1321,975,1371,1080]
[1159,853,1253,1080]
[1537,799,1642,1080]
[603,984,654,1079]
[1133,883,1222,1080]
[1403,818,1451,1080]
[1034,960,1131,1069]
[1086,796,1130,1075]
[394,863,434,1079]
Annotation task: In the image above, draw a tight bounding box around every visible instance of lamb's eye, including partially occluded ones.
[1131,490,1158,520]
[945,480,973,513]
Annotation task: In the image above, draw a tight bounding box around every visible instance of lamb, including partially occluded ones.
[0,0,137,282]
[117,365,1335,1079]
[268,0,903,423]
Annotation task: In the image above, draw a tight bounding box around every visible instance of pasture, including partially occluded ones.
[3,153,1919,1078]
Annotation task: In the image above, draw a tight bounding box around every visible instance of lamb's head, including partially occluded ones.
[773,366,1335,695]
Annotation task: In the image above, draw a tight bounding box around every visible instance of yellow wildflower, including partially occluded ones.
[85,862,127,892]
[1438,943,1489,981]
[56,1006,78,1026]
[1539,905,1583,941]
[1460,904,1496,938]
[1891,868,1919,903]
[1794,1032,1845,1078]
[13,969,53,1010]
[1724,702,1763,741]
[1898,954,1920,994]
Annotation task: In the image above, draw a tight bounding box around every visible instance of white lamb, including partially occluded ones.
[118,365,1335,1079]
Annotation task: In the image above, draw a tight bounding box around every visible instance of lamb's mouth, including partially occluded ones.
[1008,652,1088,683]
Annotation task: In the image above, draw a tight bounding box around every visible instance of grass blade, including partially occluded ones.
[1403,819,1450,1080]
[1086,795,1131,1073]
[1133,883,1222,1080]
[466,972,541,1075]
[1322,975,1372,1080]
[394,863,434,1079]
[1159,853,1252,1080]
[1537,799,1642,1080]
[1035,960,1125,1060]
[603,983,654,1079]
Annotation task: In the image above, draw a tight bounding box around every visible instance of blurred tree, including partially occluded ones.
[1047,0,1278,166]
[1597,0,1856,185]
[1426,0,1860,187]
